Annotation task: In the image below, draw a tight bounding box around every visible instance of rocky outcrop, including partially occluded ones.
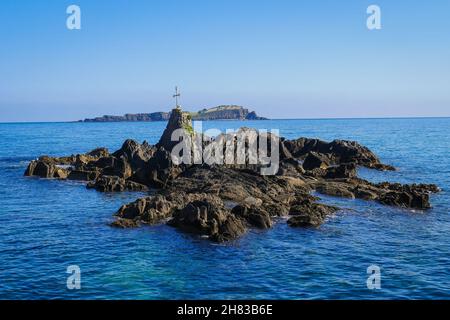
[26,107,440,243]
[157,108,193,151]
[231,205,272,229]
[67,169,100,181]
[25,160,69,179]
[112,140,154,170]
[284,138,395,171]
[312,179,439,209]
[288,198,339,227]
[302,152,330,171]
[168,198,247,242]
[87,176,148,192]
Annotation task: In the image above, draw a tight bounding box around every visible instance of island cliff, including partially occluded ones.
[81,105,267,122]
[26,108,439,242]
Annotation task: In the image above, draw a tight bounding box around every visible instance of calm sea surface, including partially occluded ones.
[0,118,449,299]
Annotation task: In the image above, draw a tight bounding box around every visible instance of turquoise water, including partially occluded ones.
[0,118,449,299]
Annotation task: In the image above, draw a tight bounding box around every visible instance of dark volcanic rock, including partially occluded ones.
[231,205,272,229]
[312,179,439,210]
[115,194,173,222]
[287,198,339,227]
[324,163,357,179]
[86,147,109,158]
[284,137,395,171]
[143,147,184,188]
[375,182,439,209]
[315,182,356,199]
[112,139,154,170]
[168,198,247,242]
[167,165,308,217]
[97,156,132,179]
[277,158,305,177]
[87,176,149,192]
[67,169,100,181]
[302,152,330,171]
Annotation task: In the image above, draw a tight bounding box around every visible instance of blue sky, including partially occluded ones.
[0,0,449,121]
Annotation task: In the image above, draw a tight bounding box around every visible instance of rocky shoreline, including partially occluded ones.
[25,108,440,242]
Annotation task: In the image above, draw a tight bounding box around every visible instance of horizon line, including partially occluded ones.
[1,115,449,124]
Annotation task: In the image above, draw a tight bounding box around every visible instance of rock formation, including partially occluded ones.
[25,107,440,242]
[157,107,194,151]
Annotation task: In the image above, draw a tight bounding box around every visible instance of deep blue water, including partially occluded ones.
[0,118,449,300]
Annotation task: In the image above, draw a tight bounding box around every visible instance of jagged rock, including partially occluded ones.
[315,182,356,199]
[24,160,69,179]
[277,159,305,177]
[25,160,52,178]
[99,157,132,179]
[168,199,247,242]
[143,147,184,188]
[53,167,69,179]
[312,179,439,209]
[86,147,109,158]
[115,194,174,223]
[302,152,330,171]
[67,170,100,181]
[353,186,378,200]
[157,108,193,152]
[231,205,272,229]
[115,192,221,224]
[112,139,154,170]
[324,163,357,179]
[375,182,438,209]
[284,137,395,171]
[167,165,308,217]
[37,155,77,165]
[288,198,339,227]
[87,176,148,192]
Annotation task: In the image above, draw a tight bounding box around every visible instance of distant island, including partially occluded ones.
[80,105,268,122]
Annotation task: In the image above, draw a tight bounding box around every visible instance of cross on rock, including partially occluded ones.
[173,86,181,108]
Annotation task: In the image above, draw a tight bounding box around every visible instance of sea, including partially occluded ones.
[0,118,449,299]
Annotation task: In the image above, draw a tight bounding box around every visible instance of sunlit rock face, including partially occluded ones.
[157,107,193,152]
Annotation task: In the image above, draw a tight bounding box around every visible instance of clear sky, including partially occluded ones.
[0,0,449,122]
